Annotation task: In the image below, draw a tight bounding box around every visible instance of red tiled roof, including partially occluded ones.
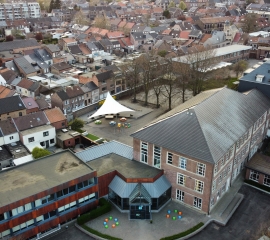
[232,32,241,43]
[44,107,67,123]
[179,30,190,39]
[62,38,76,43]
[107,31,125,39]
[118,21,126,28]
[162,29,172,35]
[17,78,34,89]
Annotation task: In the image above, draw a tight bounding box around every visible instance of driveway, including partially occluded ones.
[190,184,270,240]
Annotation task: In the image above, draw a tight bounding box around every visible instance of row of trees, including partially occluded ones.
[119,48,217,110]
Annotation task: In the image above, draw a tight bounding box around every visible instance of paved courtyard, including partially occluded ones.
[85,200,208,240]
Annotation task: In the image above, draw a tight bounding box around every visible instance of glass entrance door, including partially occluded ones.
[130,205,151,220]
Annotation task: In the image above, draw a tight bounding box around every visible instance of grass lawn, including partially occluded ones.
[86,133,99,141]
[202,77,238,91]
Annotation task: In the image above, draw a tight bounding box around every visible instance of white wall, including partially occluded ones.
[21,126,56,148]
[4,133,19,145]
[0,137,4,146]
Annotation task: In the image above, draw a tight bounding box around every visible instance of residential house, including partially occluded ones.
[95,70,115,99]
[44,107,68,130]
[169,8,183,18]
[0,119,19,145]
[51,62,73,75]
[0,39,40,54]
[130,32,150,49]
[195,17,231,34]
[110,18,122,31]
[13,111,56,151]
[107,31,125,40]
[14,57,38,78]
[0,95,26,121]
[51,86,85,121]
[223,21,240,43]
[99,39,114,53]
[0,85,16,99]
[44,44,61,58]
[21,97,39,114]
[81,81,99,106]
[59,38,78,51]
[203,31,229,48]
[16,78,40,98]
[131,87,270,214]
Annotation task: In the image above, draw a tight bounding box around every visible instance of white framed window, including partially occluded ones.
[177,173,186,186]
[179,157,187,170]
[196,162,206,176]
[210,197,214,207]
[212,179,216,192]
[43,131,49,137]
[263,175,270,186]
[193,197,202,209]
[176,189,184,202]
[167,152,173,164]
[194,180,204,193]
[9,136,14,140]
[153,145,161,168]
[28,137,34,143]
[141,142,148,163]
[249,170,259,182]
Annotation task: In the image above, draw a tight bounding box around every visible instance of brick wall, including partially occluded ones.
[0,109,27,121]
[51,120,68,130]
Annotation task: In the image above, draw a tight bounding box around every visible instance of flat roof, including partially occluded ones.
[173,45,252,63]
[246,152,270,175]
[0,150,94,208]
[56,129,81,141]
[87,153,162,178]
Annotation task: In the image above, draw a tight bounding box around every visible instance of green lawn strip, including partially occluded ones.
[160,222,204,240]
[86,133,99,141]
[244,179,270,192]
[81,225,122,240]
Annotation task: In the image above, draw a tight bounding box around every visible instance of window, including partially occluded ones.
[179,157,187,170]
[141,142,148,163]
[43,210,56,220]
[176,189,184,202]
[221,158,224,166]
[102,87,107,91]
[196,163,206,176]
[9,136,14,140]
[78,193,96,204]
[194,180,204,193]
[210,197,215,207]
[263,175,270,186]
[212,180,216,192]
[77,178,95,190]
[167,153,173,164]
[153,146,161,168]
[35,194,54,207]
[19,112,22,116]
[57,185,76,198]
[249,170,259,182]
[58,201,76,213]
[193,197,202,209]
[214,165,218,175]
[218,173,222,184]
[43,131,49,137]
[28,137,34,143]
[50,139,55,144]
[177,173,186,186]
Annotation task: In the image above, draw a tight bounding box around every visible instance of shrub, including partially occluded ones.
[160,222,204,240]
[77,198,111,225]
[32,147,51,159]
[69,118,84,131]
[244,179,270,192]
[82,225,122,240]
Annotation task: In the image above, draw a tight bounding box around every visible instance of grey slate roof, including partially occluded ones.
[14,57,37,75]
[96,70,113,82]
[68,45,82,55]
[131,88,270,164]
[0,39,39,52]
[0,95,26,115]
[13,111,49,131]
[46,44,60,53]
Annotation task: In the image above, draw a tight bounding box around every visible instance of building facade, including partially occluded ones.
[131,88,270,214]
[0,150,98,240]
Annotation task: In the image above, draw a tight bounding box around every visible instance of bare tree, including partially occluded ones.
[73,10,90,25]
[119,58,141,103]
[231,60,248,78]
[242,13,259,33]
[138,53,159,106]
[183,47,216,96]
[94,15,111,30]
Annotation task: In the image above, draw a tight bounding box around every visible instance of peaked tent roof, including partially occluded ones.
[88,92,134,118]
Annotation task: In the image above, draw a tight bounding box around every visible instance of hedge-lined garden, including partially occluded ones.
[160,222,204,240]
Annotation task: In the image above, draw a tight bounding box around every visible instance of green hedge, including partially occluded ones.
[77,198,111,225]
[244,179,270,192]
[81,225,122,240]
[160,222,204,240]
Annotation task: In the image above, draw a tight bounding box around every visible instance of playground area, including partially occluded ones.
[85,200,208,240]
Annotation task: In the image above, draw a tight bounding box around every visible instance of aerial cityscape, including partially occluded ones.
[0,0,270,239]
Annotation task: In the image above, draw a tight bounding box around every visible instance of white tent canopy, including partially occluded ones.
[88,92,134,119]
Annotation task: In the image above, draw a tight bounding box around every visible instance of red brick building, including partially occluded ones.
[0,150,98,239]
[131,88,270,214]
